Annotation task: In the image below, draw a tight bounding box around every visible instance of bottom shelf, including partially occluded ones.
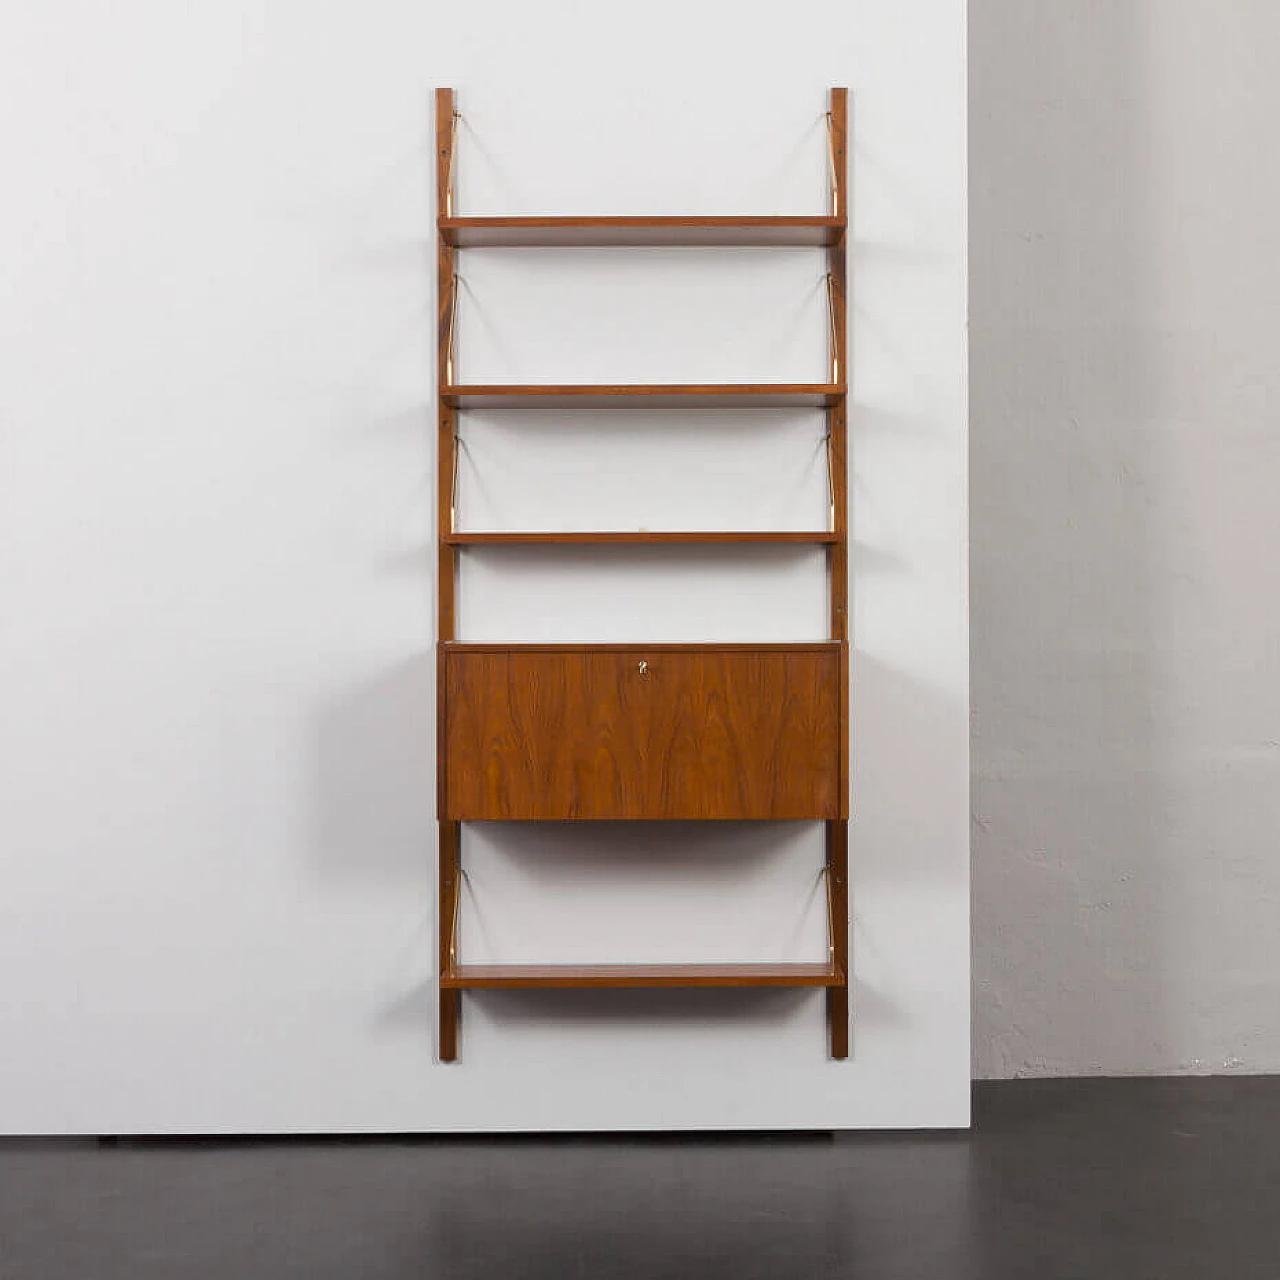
[441,962,843,990]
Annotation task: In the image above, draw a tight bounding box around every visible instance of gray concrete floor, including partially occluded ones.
[1,1078,1277,1279]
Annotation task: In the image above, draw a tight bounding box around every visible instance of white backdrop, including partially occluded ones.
[0,0,968,1131]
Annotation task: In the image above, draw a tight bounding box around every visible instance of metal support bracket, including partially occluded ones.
[824,272,840,384]
[444,111,460,217]
[445,273,460,386]
[448,868,461,970]
[450,429,462,531]
[821,865,836,966]
[821,429,835,531]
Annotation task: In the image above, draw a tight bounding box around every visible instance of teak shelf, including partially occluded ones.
[444,531,839,545]
[435,88,850,1062]
[442,963,845,990]
[441,384,846,410]
[440,215,846,247]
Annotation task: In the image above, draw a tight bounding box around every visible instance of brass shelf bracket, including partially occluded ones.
[448,867,461,969]
[448,866,474,970]
[444,110,461,217]
[824,111,838,217]
[445,272,460,386]
[822,429,835,532]
[824,272,840,385]
[820,865,836,965]
[450,430,462,532]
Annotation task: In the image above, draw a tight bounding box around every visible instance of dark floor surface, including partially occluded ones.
[1,1077,1277,1279]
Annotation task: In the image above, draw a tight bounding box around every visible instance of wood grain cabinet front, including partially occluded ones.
[442,644,842,821]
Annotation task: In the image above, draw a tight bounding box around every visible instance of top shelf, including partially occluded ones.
[439,216,845,248]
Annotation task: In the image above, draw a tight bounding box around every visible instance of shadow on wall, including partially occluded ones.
[310,655,434,881]
[969,3,1160,1077]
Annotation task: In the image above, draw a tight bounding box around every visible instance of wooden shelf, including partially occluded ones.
[440,216,846,248]
[442,383,846,410]
[442,962,843,989]
[445,530,838,545]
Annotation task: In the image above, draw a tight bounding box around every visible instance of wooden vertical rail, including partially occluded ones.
[436,87,461,1062]
[826,818,850,1058]
[826,86,850,1060]
[438,821,460,1061]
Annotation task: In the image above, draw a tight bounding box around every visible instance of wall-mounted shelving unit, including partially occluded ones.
[435,88,849,1062]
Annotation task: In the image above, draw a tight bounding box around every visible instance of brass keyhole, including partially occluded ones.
[638,660,648,675]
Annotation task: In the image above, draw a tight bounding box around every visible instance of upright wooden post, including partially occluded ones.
[826,87,850,1060]
[436,87,460,1062]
